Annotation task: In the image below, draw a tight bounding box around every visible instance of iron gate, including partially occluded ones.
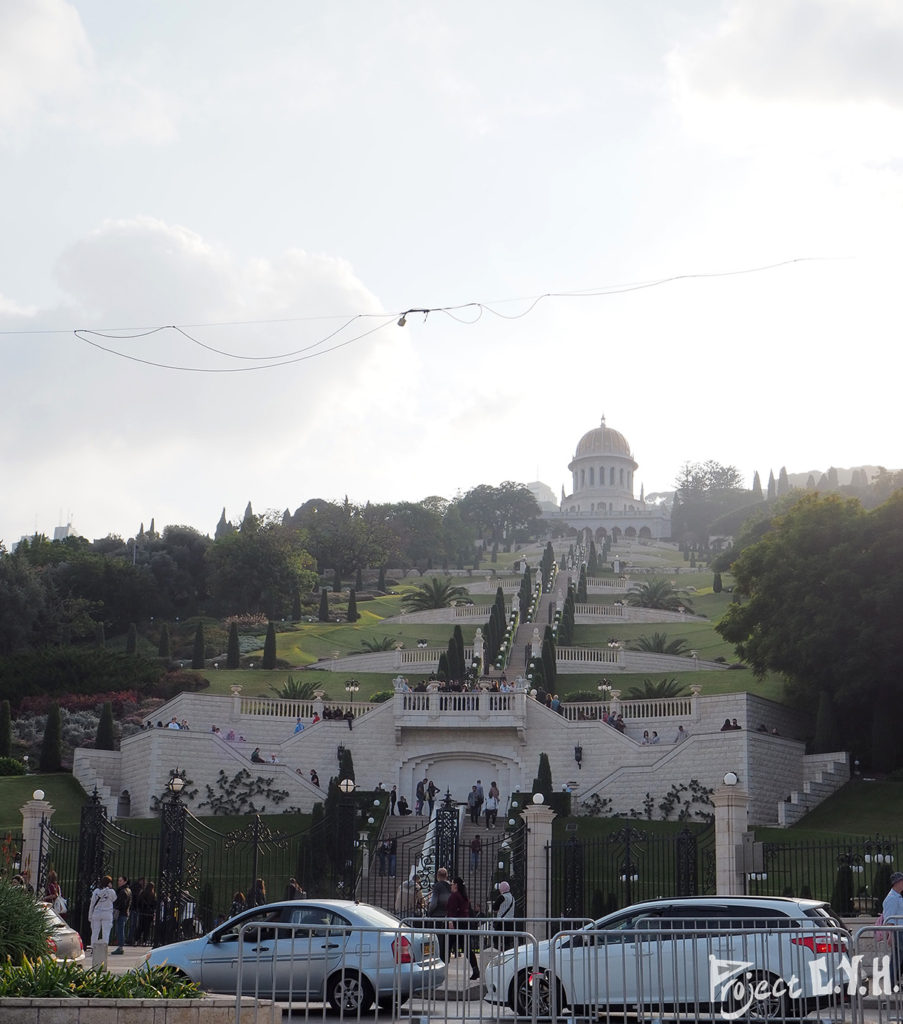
[548,822,715,920]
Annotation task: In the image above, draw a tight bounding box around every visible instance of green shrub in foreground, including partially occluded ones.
[0,882,51,961]
[0,957,202,998]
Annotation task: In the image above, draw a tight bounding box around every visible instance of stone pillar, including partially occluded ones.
[521,802,556,939]
[712,780,749,895]
[19,790,54,893]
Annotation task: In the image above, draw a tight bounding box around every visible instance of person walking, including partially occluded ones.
[470,833,482,871]
[484,790,499,829]
[494,880,516,949]
[427,866,452,960]
[446,876,480,980]
[88,875,116,949]
[111,875,132,954]
[467,786,480,825]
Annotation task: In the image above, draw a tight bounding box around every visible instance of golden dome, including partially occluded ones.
[574,417,632,458]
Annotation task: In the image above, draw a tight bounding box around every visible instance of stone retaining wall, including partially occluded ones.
[0,996,269,1023]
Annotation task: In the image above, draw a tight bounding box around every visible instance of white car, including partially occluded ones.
[145,898,444,1011]
[482,896,849,1020]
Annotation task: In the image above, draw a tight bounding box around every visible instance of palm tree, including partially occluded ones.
[268,675,320,700]
[401,577,469,611]
[626,579,694,612]
[625,677,687,699]
[627,632,691,655]
[360,636,397,653]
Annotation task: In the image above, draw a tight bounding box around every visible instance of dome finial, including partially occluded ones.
[600,413,606,428]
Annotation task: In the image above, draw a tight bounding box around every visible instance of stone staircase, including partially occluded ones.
[777,752,849,826]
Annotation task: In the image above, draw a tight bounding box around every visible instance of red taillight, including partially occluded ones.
[792,935,845,954]
[392,935,412,963]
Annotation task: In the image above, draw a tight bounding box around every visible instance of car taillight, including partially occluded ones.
[47,937,58,954]
[393,935,413,963]
[792,935,845,954]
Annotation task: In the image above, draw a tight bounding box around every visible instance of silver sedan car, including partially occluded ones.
[43,905,85,963]
[146,899,445,1011]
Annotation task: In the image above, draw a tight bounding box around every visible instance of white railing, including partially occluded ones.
[586,578,629,591]
[398,646,474,665]
[574,603,624,616]
[555,695,695,721]
[239,696,378,719]
[454,604,510,618]
[556,646,625,665]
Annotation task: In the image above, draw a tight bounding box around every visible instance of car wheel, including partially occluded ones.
[327,970,375,1013]
[511,968,563,1018]
[721,970,787,1021]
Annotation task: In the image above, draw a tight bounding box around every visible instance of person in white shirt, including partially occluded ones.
[88,875,116,946]
[883,871,903,982]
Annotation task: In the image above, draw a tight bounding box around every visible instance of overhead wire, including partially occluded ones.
[7,256,825,371]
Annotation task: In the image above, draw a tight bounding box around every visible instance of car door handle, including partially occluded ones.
[250,946,270,952]
[321,942,341,949]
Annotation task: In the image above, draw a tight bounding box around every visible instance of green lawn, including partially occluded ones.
[0,773,88,831]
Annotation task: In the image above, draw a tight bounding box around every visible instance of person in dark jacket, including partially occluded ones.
[112,875,132,954]
[446,876,479,980]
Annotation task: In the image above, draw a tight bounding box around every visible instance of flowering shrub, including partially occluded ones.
[223,613,269,629]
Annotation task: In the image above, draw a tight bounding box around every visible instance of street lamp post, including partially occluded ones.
[338,778,357,898]
[344,679,359,704]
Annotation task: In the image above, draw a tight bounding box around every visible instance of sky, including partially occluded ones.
[2,0,901,545]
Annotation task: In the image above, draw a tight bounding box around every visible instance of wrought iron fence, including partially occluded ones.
[746,833,901,916]
[547,822,716,920]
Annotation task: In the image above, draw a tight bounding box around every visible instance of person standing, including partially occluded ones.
[284,876,304,900]
[467,786,480,824]
[415,778,426,815]
[470,833,482,871]
[427,780,438,816]
[249,878,267,907]
[494,880,516,949]
[446,876,480,980]
[475,779,485,820]
[111,875,132,954]
[427,866,452,960]
[390,785,397,815]
[387,836,397,878]
[884,871,903,982]
[136,881,157,945]
[88,875,116,949]
[395,877,422,919]
[484,790,499,830]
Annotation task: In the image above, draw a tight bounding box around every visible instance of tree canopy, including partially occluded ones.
[717,491,903,769]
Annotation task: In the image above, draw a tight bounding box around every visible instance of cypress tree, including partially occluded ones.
[347,588,359,623]
[577,566,587,604]
[262,622,277,669]
[40,702,63,771]
[588,540,598,575]
[751,471,763,501]
[355,567,363,589]
[541,625,557,690]
[338,745,355,783]
[333,568,341,593]
[766,470,777,501]
[126,622,138,655]
[291,588,302,622]
[453,625,465,681]
[0,700,11,758]
[377,566,387,592]
[437,651,450,680]
[713,572,723,594]
[192,621,205,669]
[446,638,460,682]
[318,589,330,622]
[226,622,240,669]
[96,701,116,751]
[533,752,553,802]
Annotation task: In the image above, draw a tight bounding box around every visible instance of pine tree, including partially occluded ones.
[226,622,240,669]
[318,589,330,622]
[192,622,205,669]
[347,588,359,623]
[158,623,171,659]
[126,622,138,655]
[40,702,63,771]
[96,701,115,751]
[262,622,277,669]
[0,700,11,758]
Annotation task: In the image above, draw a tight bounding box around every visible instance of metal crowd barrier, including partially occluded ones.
[227,916,903,1023]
